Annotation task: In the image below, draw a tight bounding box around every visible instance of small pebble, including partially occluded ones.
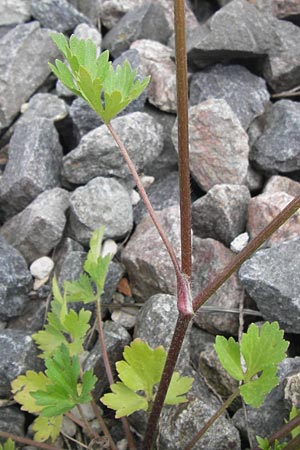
[140,175,155,190]
[111,308,138,329]
[102,239,118,257]
[131,189,141,205]
[230,232,249,253]
[30,256,54,279]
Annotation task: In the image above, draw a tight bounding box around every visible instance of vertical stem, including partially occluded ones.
[174,0,192,278]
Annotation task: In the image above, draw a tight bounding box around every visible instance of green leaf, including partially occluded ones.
[214,336,244,381]
[32,311,67,359]
[63,308,91,355]
[289,406,300,439]
[64,273,96,304]
[240,366,279,408]
[256,436,271,450]
[165,372,194,405]
[0,439,16,450]
[32,415,63,442]
[11,371,50,414]
[101,382,148,418]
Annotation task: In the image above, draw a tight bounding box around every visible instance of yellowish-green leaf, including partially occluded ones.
[214,335,244,381]
[0,439,16,450]
[32,415,63,442]
[101,382,148,418]
[11,371,50,413]
[164,372,194,405]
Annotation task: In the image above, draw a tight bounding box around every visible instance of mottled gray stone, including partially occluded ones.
[0,406,25,437]
[99,0,145,29]
[53,237,87,290]
[172,100,249,191]
[250,100,300,174]
[0,236,32,321]
[189,325,216,370]
[20,93,68,124]
[73,23,102,50]
[8,298,46,333]
[0,21,59,131]
[131,39,177,112]
[187,0,275,70]
[239,239,300,333]
[102,2,172,58]
[192,237,244,335]
[62,112,164,185]
[31,0,91,32]
[0,118,63,217]
[0,329,42,398]
[68,0,102,25]
[83,321,131,399]
[68,177,133,245]
[189,64,270,130]
[134,172,179,224]
[122,205,181,300]
[273,0,300,18]
[69,97,103,139]
[0,188,70,263]
[0,0,31,26]
[192,184,250,247]
[263,175,300,197]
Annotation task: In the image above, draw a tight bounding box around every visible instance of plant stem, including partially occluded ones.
[192,194,300,312]
[76,404,96,439]
[284,434,300,450]
[0,431,62,450]
[183,389,240,450]
[90,398,118,450]
[251,415,300,450]
[174,0,192,278]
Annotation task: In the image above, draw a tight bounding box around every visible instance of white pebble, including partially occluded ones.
[131,189,141,205]
[230,232,249,253]
[102,239,118,257]
[30,256,54,279]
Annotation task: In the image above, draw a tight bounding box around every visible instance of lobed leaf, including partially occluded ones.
[32,415,63,442]
[101,382,148,418]
[64,273,96,304]
[239,366,279,408]
[164,372,194,405]
[0,439,15,450]
[11,371,50,414]
[214,335,244,381]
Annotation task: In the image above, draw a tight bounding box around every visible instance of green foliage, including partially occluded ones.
[0,439,16,450]
[215,322,289,408]
[289,406,300,439]
[49,33,150,123]
[32,416,63,443]
[256,436,286,450]
[101,338,193,418]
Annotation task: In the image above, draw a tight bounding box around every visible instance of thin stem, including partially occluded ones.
[174,0,192,278]
[142,312,191,450]
[284,434,300,450]
[183,389,240,450]
[192,194,300,312]
[76,404,96,439]
[66,411,100,440]
[106,122,181,280]
[251,415,300,450]
[90,398,118,450]
[0,431,62,450]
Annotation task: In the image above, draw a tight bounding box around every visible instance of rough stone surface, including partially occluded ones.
[250,100,300,173]
[0,21,59,131]
[62,112,164,185]
[31,0,91,32]
[263,175,300,197]
[68,177,133,245]
[273,0,300,18]
[0,406,25,437]
[192,184,251,247]
[187,0,276,70]
[0,118,63,218]
[102,2,172,58]
[68,0,102,25]
[122,205,181,300]
[69,97,103,139]
[20,93,68,124]
[0,188,70,263]
[192,237,244,335]
[230,232,250,253]
[284,370,300,409]
[172,100,249,191]
[0,0,31,26]
[189,64,270,130]
[0,236,32,321]
[99,0,145,29]
[247,192,300,246]
[131,39,177,112]
[239,239,300,333]
[189,325,216,370]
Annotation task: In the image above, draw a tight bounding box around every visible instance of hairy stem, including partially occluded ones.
[0,431,62,450]
[183,390,240,450]
[174,0,192,278]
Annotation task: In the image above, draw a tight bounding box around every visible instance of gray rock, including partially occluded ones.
[187,0,275,70]
[239,239,300,333]
[0,0,31,26]
[189,64,270,130]
[131,40,177,113]
[250,100,300,174]
[69,97,103,139]
[102,2,172,58]
[0,329,42,398]
[0,236,32,321]
[62,112,164,185]
[83,321,131,399]
[122,204,181,300]
[8,298,46,333]
[20,93,68,124]
[189,325,216,370]
[0,188,70,263]
[73,23,102,50]
[0,406,25,437]
[192,184,251,247]
[273,0,300,19]
[53,236,86,287]
[99,0,145,29]
[0,21,59,131]
[134,172,180,225]
[172,100,249,191]
[31,0,91,33]
[68,0,102,25]
[68,177,133,245]
[192,237,244,336]
[0,118,63,217]
[263,175,300,197]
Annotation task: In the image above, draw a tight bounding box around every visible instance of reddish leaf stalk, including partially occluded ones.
[251,415,300,450]
[0,431,62,450]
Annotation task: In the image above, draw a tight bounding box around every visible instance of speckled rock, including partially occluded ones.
[0,406,26,438]
[0,0,31,26]
[263,175,300,197]
[19,93,68,124]
[99,0,145,29]
[273,0,300,18]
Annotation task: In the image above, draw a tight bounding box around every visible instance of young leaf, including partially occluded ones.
[64,273,96,303]
[214,335,244,381]
[164,372,194,405]
[239,366,279,408]
[11,371,50,414]
[32,415,63,442]
[63,308,91,355]
[101,382,148,418]
[0,439,16,450]
[32,311,67,359]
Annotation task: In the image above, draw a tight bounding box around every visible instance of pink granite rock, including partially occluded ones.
[263,175,300,197]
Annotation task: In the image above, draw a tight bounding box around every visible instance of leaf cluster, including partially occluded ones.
[49,33,150,123]
[101,338,193,417]
[0,440,16,450]
[215,322,289,408]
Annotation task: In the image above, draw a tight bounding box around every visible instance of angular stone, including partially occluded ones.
[69,97,103,139]
[68,177,133,245]
[0,406,26,437]
[8,298,47,333]
[53,237,87,289]
[0,0,31,26]
[134,171,180,225]
[99,0,145,29]
[239,240,300,333]
[0,118,63,217]
[187,0,275,70]
[0,21,59,131]
[158,0,198,32]
[0,329,42,398]
[247,192,300,246]
[74,23,102,50]
[250,100,300,174]
[131,39,177,112]
[0,236,32,321]
[192,184,251,247]
[122,205,181,300]
[189,325,216,369]
[31,0,91,33]
[192,237,244,336]
[68,0,102,25]
[20,93,68,124]
[102,2,172,58]
[189,64,270,130]
[62,112,164,185]
[0,188,70,263]
[273,0,300,18]
[172,100,249,191]
[263,175,300,197]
